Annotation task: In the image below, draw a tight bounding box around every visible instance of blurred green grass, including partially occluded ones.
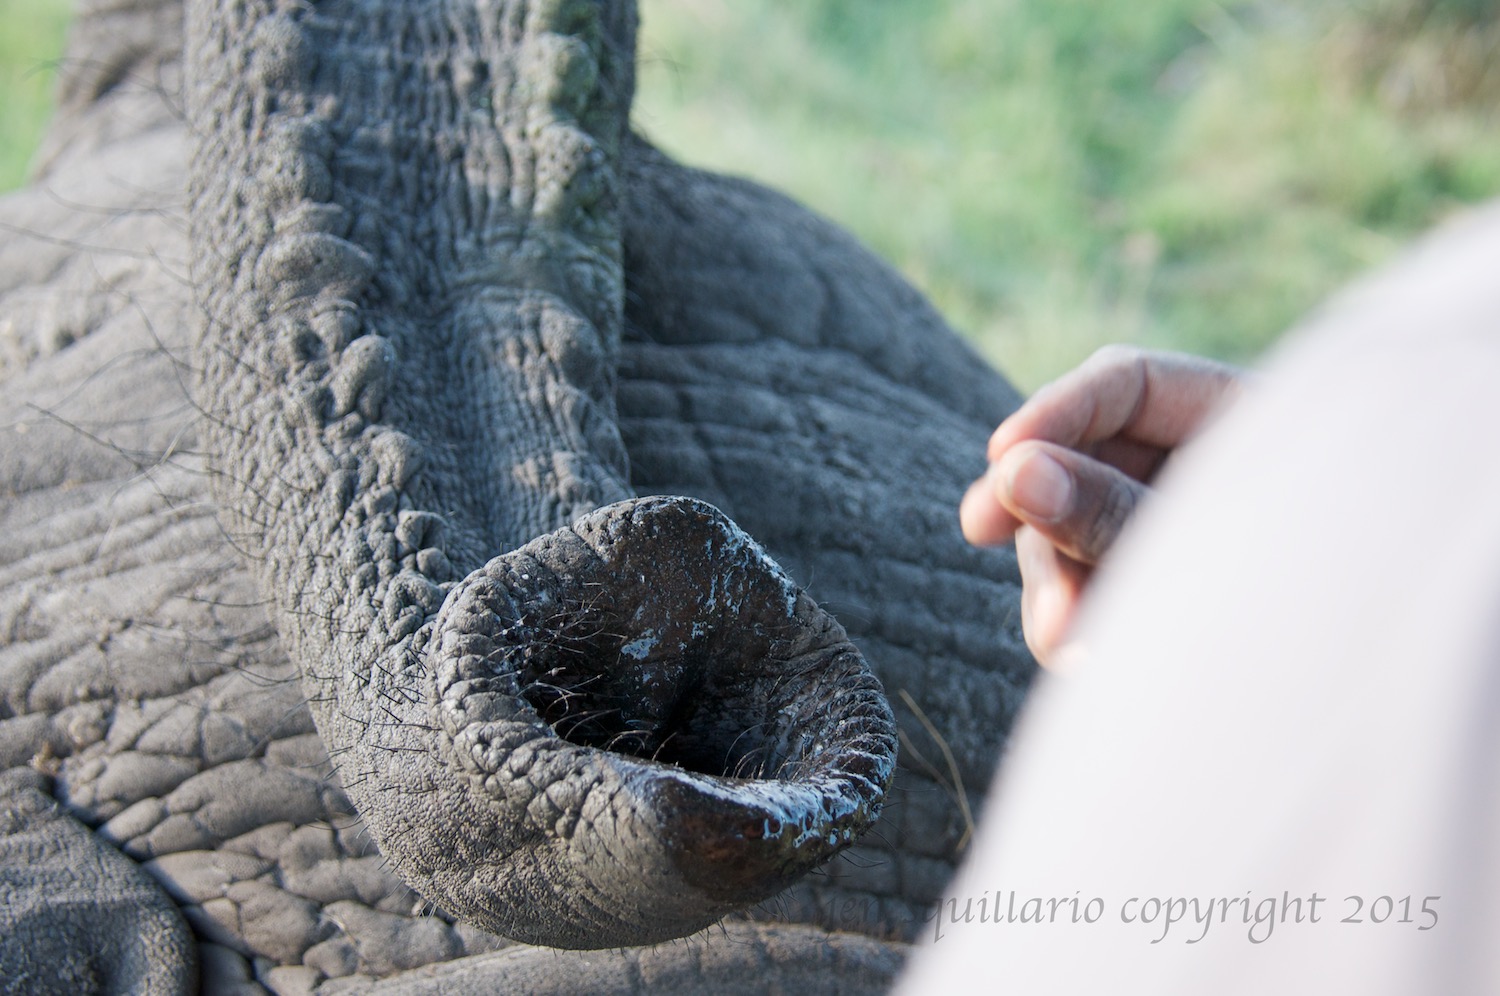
[0,0,71,191]
[634,0,1500,386]
[4,1,1498,388]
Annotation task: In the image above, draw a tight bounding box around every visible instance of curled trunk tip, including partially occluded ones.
[409,496,898,947]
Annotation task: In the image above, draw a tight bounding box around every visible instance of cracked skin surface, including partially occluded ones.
[0,0,1033,991]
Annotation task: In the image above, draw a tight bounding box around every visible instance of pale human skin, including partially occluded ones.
[960,345,1246,665]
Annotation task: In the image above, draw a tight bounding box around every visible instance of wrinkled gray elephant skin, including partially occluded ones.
[0,0,1033,992]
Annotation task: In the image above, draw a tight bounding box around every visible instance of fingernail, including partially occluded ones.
[1004,451,1071,523]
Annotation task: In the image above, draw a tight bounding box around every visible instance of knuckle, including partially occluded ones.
[1076,477,1140,563]
[1088,342,1144,370]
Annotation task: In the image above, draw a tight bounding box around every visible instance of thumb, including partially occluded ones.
[993,441,1148,565]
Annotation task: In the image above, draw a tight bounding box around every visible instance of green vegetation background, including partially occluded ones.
[4,0,1498,389]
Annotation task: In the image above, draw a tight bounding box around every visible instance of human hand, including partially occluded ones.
[961,346,1245,666]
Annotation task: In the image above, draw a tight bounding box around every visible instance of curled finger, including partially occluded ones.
[1015,525,1089,667]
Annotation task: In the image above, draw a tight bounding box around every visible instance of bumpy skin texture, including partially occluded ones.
[0,0,1032,992]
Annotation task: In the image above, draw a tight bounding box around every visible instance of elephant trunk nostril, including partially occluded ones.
[450,497,893,781]
[421,495,897,947]
[517,641,780,777]
[453,495,874,775]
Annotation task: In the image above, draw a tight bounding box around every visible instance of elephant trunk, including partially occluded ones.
[184,0,895,948]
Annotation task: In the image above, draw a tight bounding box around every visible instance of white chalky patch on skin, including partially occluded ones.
[708,515,801,618]
[619,630,659,660]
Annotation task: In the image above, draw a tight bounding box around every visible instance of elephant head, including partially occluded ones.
[2,0,1031,984]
